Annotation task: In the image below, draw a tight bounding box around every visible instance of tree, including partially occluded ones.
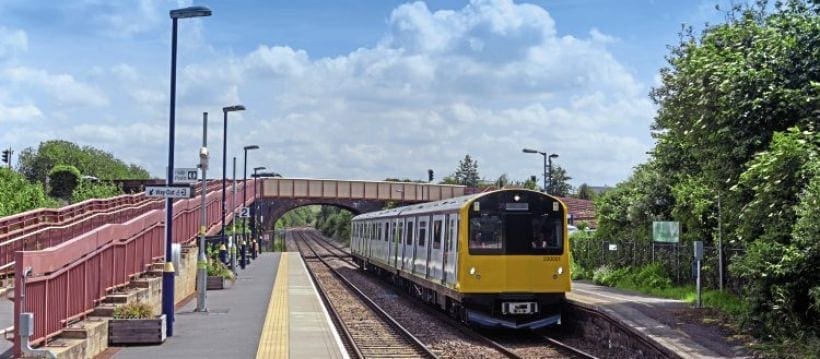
[18,140,149,184]
[650,1,819,242]
[48,165,81,201]
[0,168,56,216]
[576,183,596,200]
[452,154,480,187]
[729,127,820,336]
[549,165,573,196]
[495,174,509,188]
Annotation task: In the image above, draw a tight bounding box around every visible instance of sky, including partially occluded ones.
[0,0,733,188]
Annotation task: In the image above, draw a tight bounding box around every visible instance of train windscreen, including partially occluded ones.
[468,191,564,255]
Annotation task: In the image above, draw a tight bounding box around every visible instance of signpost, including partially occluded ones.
[652,221,680,262]
[694,241,704,308]
[145,185,193,199]
[238,207,250,218]
[173,167,199,184]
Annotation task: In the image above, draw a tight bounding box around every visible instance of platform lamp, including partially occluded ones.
[220,105,245,265]
[165,5,211,338]
[522,148,559,194]
[240,145,259,268]
[252,166,266,256]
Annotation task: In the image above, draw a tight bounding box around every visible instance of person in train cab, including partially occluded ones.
[532,232,548,249]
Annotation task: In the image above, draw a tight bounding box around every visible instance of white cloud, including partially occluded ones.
[3,67,109,107]
[0,103,42,122]
[0,26,27,60]
[0,0,655,187]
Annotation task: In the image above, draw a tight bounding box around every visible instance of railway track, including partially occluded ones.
[293,228,597,359]
[293,230,438,358]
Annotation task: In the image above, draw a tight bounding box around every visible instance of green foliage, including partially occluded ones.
[569,254,591,280]
[72,179,121,203]
[112,302,153,320]
[0,168,57,216]
[275,206,316,229]
[18,140,149,184]
[48,165,81,200]
[729,128,820,337]
[207,259,235,280]
[549,165,573,196]
[452,154,480,187]
[592,265,629,287]
[315,206,354,243]
[576,183,596,200]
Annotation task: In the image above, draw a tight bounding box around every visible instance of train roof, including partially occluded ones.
[351,189,559,221]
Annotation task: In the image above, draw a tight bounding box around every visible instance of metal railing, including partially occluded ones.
[12,181,253,351]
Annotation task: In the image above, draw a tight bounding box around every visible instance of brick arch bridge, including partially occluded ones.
[253,178,467,234]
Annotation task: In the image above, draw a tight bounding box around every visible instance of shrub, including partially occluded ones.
[592,265,630,287]
[48,165,81,200]
[207,259,235,281]
[112,302,153,320]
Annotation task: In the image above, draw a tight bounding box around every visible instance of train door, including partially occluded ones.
[443,214,459,286]
[414,217,429,275]
[392,218,402,269]
[383,220,391,264]
[429,214,445,281]
[402,218,415,271]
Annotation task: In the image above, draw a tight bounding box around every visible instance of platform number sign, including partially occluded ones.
[239,207,250,218]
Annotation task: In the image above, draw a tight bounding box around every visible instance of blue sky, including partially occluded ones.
[0,0,731,187]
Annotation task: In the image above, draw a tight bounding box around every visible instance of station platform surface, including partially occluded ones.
[110,252,347,359]
[568,281,749,358]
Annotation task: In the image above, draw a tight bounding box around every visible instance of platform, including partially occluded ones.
[568,281,749,358]
[110,252,348,359]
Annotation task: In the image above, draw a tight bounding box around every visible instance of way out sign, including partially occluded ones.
[145,185,193,199]
[653,221,680,243]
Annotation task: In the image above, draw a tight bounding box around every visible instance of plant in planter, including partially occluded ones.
[108,302,166,345]
[206,259,235,290]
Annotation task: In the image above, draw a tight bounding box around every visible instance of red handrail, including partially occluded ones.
[12,181,255,352]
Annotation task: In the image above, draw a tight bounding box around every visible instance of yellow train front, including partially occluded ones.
[350,189,571,330]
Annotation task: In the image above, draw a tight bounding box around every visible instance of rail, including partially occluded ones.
[12,181,255,352]
[0,180,225,273]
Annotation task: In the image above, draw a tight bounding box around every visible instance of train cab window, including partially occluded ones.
[418,220,427,247]
[469,215,503,251]
[432,220,442,249]
[406,222,414,245]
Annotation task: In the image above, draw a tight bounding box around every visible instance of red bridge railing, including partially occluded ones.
[13,180,255,351]
[0,181,225,273]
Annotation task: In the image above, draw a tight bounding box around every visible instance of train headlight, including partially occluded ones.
[469,267,476,276]
[557,266,564,275]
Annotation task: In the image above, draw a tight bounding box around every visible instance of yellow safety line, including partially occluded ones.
[256,253,289,358]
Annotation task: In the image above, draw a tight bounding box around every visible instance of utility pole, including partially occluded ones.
[196,112,209,312]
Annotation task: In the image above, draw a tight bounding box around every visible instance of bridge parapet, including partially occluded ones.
[261,178,465,202]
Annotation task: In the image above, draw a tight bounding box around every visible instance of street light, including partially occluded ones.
[252,166,266,257]
[240,145,260,268]
[522,148,559,194]
[221,105,245,266]
[165,5,211,337]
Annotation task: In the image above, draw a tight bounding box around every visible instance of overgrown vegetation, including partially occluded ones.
[112,302,153,320]
[0,168,57,216]
[314,206,354,243]
[582,2,819,354]
[17,140,149,184]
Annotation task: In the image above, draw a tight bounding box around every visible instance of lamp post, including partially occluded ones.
[522,148,559,194]
[221,105,245,265]
[166,5,211,337]
[241,145,259,268]
[252,166,265,257]
[196,112,209,313]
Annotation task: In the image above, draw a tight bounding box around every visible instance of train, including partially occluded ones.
[350,189,571,330]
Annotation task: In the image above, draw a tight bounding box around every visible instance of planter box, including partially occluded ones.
[109,314,166,345]
[207,275,225,290]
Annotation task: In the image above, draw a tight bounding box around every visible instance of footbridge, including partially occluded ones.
[255,178,467,231]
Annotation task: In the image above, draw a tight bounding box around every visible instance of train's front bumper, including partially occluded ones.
[465,310,561,330]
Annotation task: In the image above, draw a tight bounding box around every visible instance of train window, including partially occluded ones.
[406,221,414,245]
[384,222,390,241]
[469,215,503,251]
[418,220,427,247]
[397,222,403,243]
[432,220,442,249]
